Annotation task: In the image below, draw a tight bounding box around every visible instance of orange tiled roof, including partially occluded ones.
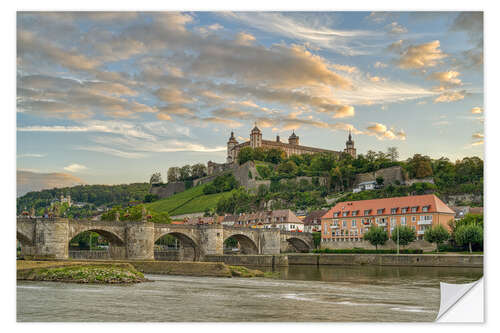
[322,194,454,219]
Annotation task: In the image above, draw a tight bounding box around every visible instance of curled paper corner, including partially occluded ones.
[436,278,484,322]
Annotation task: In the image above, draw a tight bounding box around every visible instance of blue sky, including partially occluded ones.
[17,11,483,186]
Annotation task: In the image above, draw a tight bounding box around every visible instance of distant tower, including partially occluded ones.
[288,130,299,145]
[276,134,280,142]
[250,123,262,148]
[344,129,356,158]
[227,131,239,163]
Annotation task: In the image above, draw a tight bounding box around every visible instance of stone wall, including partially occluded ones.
[354,166,407,187]
[321,239,436,251]
[204,254,289,267]
[150,182,186,199]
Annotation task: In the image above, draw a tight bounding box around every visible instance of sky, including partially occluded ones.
[16,11,484,188]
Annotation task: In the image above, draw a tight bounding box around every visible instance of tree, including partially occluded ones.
[363,225,388,250]
[144,194,159,203]
[277,160,298,176]
[387,147,399,162]
[424,225,450,252]
[407,154,433,179]
[179,165,192,181]
[391,226,416,247]
[167,167,181,182]
[191,163,207,179]
[149,172,162,184]
[455,224,483,253]
[238,147,254,165]
[376,176,384,186]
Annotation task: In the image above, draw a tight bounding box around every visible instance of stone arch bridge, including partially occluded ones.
[16,218,313,261]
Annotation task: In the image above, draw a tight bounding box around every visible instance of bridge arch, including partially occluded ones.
[68,228,126,259]
[154,231,201,261]
[17,230,32,247]
[286,237,312,253]
[224,233,259,255]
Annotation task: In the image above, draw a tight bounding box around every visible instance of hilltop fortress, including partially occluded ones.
[226,123,356,164]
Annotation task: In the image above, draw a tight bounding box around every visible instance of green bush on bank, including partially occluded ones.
[312,248,424,254]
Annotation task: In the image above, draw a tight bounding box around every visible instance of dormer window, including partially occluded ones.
[352,210,358,217]
[364,209,371,216]
[333,212,339,217]
[391,208,398,214]
[342,211,349,217]
[401,207,408,214]
[422,206,430,212]
[377,208,385,214]
[411,206,418,213]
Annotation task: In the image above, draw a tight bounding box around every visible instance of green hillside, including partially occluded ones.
[145,184,235,216]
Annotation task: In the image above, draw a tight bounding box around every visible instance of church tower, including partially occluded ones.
[288,130,299,145]
[343,129,356,158]
[250,123,262,148]
[227,131,239,163]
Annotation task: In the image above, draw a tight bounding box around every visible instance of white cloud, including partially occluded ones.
[63,163,87,173]
[17,153,46,158]
[220,12,378,55]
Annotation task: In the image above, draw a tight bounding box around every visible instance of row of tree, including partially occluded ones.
[363,214,483,253]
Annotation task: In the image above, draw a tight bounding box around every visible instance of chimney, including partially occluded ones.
[276,134,280,142]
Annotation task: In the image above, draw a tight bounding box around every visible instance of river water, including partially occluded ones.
[17,265,482,322]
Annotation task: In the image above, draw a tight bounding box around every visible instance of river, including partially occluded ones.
[17,265,482,322]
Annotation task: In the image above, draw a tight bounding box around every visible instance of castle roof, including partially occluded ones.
[289,131,298,139]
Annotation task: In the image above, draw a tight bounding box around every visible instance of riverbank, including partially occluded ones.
[205,253,483,268]
[17,261,147,284]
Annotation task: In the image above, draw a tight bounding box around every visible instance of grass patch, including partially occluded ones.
[170,190,235,216]
[229,266,264,277]
[145,185,205,214]
[17,262,147,284]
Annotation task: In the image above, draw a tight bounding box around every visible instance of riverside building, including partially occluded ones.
[320,194,455,245]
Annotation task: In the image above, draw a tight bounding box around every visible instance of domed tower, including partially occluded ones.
[344,129,356,158]
[288,130,299,145]
[227,131,239,163]
[250,123,262,148]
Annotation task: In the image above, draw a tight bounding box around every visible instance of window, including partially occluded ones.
[391,208,398,214]
[333,212,339,217]
[342,220,347,228]
[351,220,356,227]
[422,206,429,212]
[402,207,408,214]
[412,216,416,222]
[333,219,339,226]
[342,211,348,217]
[364,209,371,216]
[377,208,384,214]
[411,206,418,213]
[401,217,406,225]
[390,217,396,223]
[352,211,358,216]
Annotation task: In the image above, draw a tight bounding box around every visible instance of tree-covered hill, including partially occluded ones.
[16,183,150,214]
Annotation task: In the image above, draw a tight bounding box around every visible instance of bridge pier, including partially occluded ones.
[34,218,69,259]
[198,225,224,260]
[125,222,155,260]
[258,228,281,254]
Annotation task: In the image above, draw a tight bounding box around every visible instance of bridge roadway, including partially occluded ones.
[16,218,313,261]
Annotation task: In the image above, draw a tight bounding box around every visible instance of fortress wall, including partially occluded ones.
[354,166,407,187]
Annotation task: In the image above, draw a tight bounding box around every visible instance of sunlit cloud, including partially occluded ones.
[63,163,88,173]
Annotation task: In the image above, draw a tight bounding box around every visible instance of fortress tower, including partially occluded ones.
[226,131,239,163]
[250,123,262,148]
[343,129,356,158]
[288,130,299,145]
